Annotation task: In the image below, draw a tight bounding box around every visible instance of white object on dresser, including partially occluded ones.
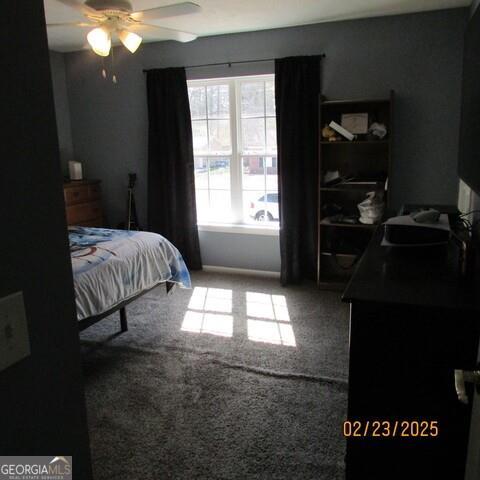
[68,161,83,180]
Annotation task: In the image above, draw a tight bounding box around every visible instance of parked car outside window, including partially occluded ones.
[249,193,279,221]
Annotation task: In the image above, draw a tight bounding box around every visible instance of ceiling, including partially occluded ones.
[44,0,471,52]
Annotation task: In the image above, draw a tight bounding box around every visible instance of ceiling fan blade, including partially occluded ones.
[131,2,201,21]
[47,22,97,28]
[131,23,197,43]
[55,0,104,18]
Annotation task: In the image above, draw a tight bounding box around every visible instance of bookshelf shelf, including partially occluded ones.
[320,218,378,229]
[320,140,389,145]
[320,180,385,191]
[321,97,390,106]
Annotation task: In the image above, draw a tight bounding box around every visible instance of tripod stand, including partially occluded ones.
[126,173,140,231]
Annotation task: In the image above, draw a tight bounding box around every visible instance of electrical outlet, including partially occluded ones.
[0,292,30,371]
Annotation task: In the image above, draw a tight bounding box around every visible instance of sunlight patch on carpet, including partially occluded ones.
[183,287,234,337]
[246,292,295,346]
[183,287,296,345]
[182,310,233,337]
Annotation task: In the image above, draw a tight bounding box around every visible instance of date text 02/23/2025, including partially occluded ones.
[343,420,439,438]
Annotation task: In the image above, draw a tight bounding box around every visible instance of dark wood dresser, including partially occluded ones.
[63,179,104,227]
[342,227,480,479]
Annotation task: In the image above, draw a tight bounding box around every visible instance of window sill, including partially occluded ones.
[197,223,279,236]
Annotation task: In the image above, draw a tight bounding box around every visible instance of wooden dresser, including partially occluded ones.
[63,179,104,227]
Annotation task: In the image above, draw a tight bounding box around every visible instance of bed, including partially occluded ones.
[69,226,191,332]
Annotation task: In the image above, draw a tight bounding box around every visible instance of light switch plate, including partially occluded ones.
[0,291,30,371]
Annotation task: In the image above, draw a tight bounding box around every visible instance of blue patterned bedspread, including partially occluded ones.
[69,226,191,320]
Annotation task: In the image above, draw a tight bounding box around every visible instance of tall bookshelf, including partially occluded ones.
[317,91,394,289]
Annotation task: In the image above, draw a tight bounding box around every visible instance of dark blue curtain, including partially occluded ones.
[146,67,202,270]
[275,56,321,285]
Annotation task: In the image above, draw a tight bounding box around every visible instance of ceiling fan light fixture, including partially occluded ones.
[118,30,142,53]
[87,27,111,56]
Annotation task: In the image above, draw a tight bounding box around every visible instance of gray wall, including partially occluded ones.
[50,51,74,176]
[1,2,92,473]
[199,231,280,271]
[459,0,479,215]
[62,8,467,271]
[472,0,480,16]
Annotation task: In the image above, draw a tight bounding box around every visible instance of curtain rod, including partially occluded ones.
[143,54,325,73]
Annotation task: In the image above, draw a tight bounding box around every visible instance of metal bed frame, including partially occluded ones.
[78,281,175,332]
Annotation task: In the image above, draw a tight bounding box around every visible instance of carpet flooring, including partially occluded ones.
[80,272,350,480]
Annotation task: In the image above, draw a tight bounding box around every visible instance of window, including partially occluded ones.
[188,75,278,230]
[189,83,232,223]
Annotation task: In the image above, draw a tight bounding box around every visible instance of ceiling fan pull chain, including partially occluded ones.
[111,47,117,84]
[101,56,107,79]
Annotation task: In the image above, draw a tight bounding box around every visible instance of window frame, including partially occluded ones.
[188,74,279,236]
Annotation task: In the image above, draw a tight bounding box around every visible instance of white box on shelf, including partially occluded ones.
[329,121,355,141]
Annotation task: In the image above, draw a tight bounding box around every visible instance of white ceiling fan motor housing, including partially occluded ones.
[85,0,133,13]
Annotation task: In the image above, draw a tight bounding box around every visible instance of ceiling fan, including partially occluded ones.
[48,0,201,56]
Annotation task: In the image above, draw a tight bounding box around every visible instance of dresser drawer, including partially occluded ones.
[88,183,101,201]
[66,201,102,225]
[64,185,90,206]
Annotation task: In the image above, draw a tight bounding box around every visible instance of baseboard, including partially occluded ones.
[202,265,280,279]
